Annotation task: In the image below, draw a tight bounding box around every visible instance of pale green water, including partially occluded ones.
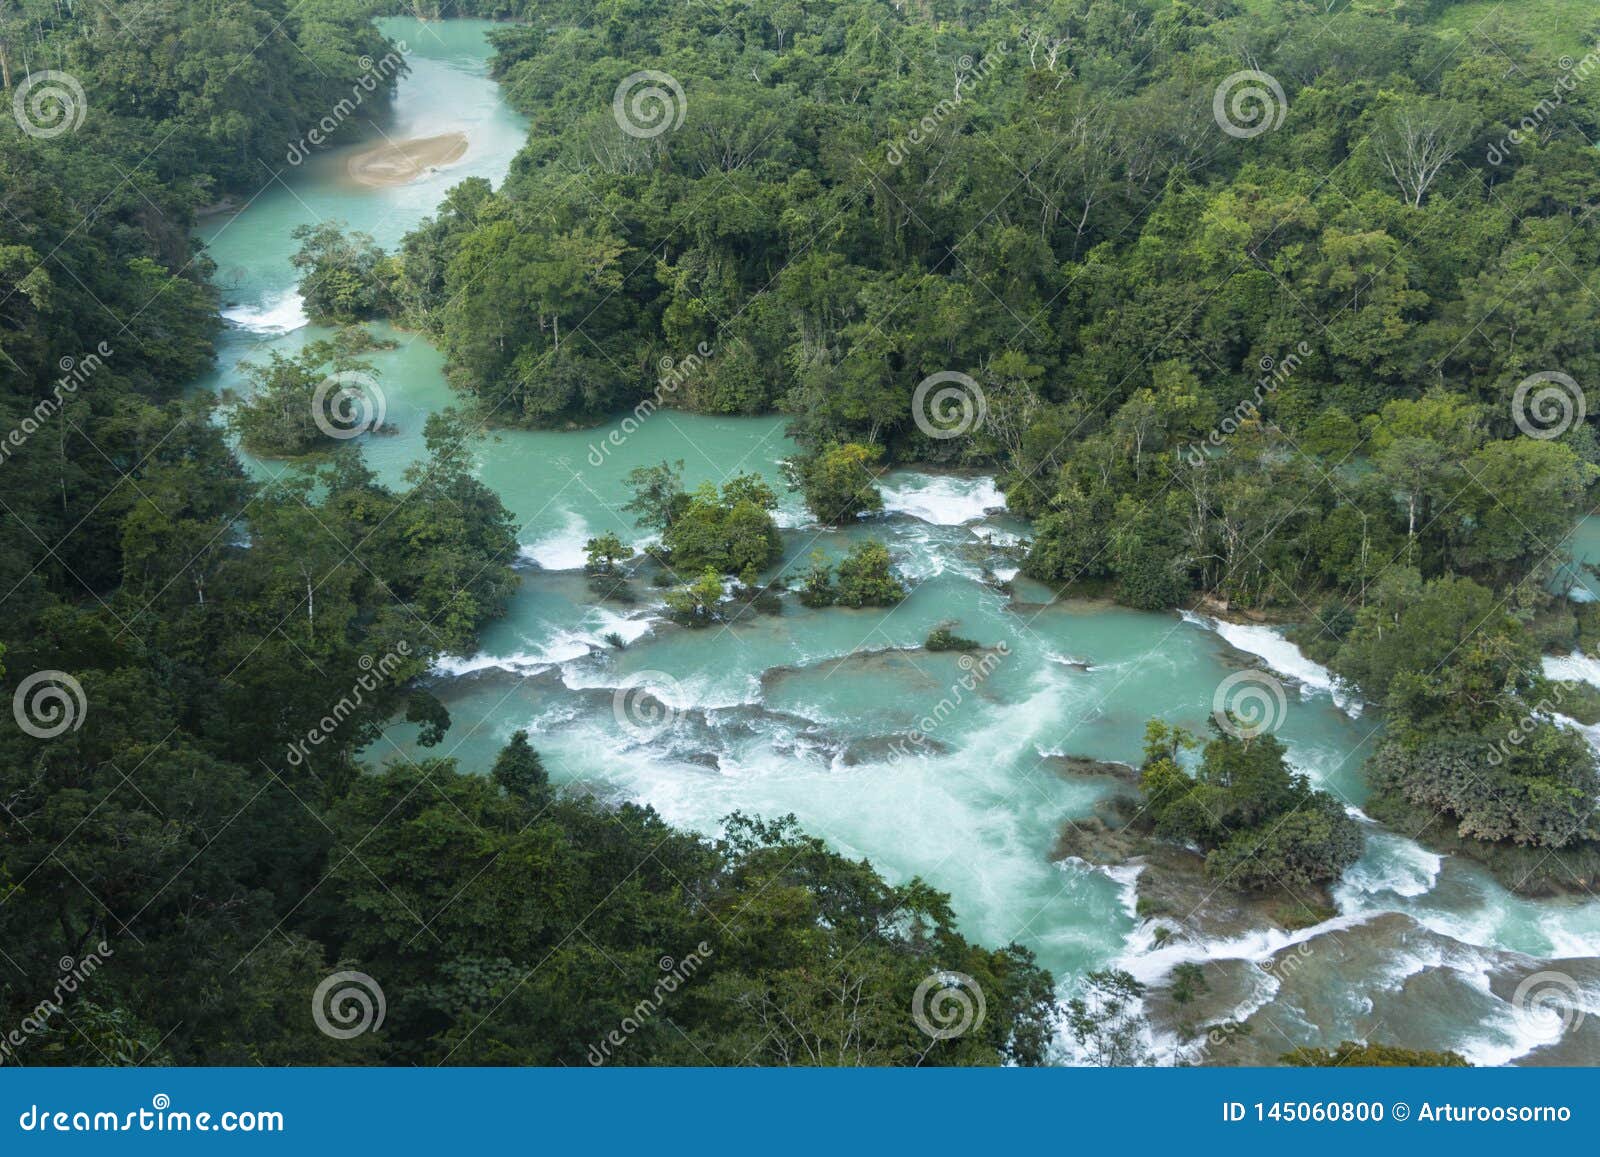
[201,18,1600,1065]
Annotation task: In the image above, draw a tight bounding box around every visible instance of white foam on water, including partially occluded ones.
[433,643,585,677]
[1184,612,1362,716]
[1543,651,1600,688]
[556,663,761,712]
[1335,827,1443,904]
[521,510,594,571]
[1551,711,1600,758]
[433,608,657,677]
[222,289,308,333]
[891,523,981,583]
[1539,907,1600,958]
[1131,912,1379,981]
[1444,965,1600,1067]
[992,565,1021,583]
[880,473,1005,525]
[1060,858,1143,921]
[774,492,813,530]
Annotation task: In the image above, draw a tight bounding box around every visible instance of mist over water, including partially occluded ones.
[202,18,1599,1065]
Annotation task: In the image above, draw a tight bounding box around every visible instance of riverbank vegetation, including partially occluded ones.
[350,0,1600,886]
[1139,721,1363,895]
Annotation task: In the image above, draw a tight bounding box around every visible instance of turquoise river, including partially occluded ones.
[196,18,1600,1065]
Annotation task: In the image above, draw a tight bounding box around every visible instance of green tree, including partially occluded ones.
[789,442,885,524]
[833,541,907,608]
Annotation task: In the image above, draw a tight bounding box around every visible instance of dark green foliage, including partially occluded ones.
[796,542,905,608]
[491,729,548,800]
[833,541,908,609]
[1331,568,1600,850]
[309,779,1058,1065]
[625,466,783,579]
[926,626,981,652]
[8,0,1600,1067]
[1169,963,1207,1007]
[797,552,837,608]
[583,531,629,575]
[291,222,393,323]
[622,460,688,533]
[664,567,726,626]
[1138,722,1363,895]
[1282,1042,1470,1068]
[227,328,388,457]
[0,0,1058,1072]
[788,442,885,525]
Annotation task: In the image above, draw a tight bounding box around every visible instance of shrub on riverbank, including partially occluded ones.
[622,461,782,581]
[926,625,981,652]
[1137,722,1363,895]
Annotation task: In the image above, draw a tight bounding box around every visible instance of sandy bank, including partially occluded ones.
[346,132,468,187]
